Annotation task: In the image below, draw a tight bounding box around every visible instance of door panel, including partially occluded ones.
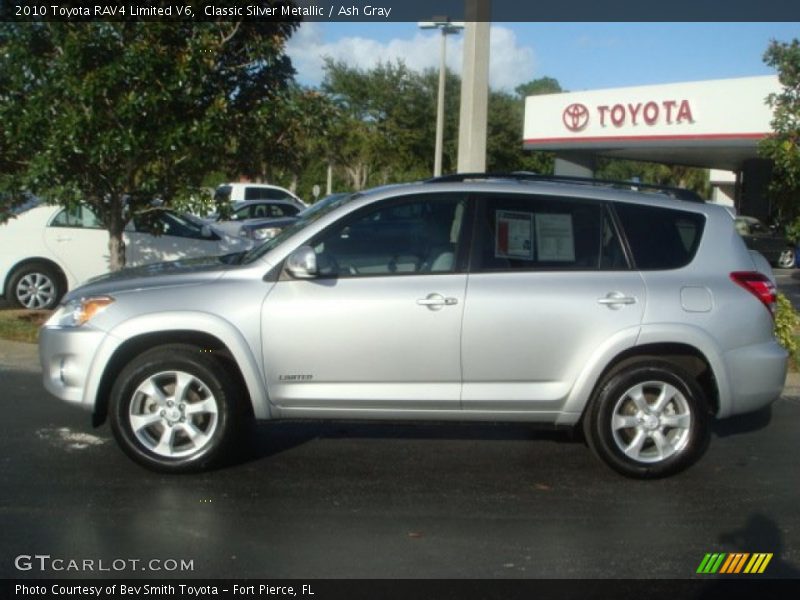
[460,193,645,411]
[261,192,469,410]
[261,274,467,409]
[42,206,111,285]
[461,271,645,411]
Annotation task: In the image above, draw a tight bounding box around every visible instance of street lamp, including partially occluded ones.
[419,18,464,177]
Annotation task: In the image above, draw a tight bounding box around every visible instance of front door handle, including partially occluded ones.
[598,292,637,309]
[417,293,458,310]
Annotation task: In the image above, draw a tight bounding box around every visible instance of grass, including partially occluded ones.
[0,309,51,343]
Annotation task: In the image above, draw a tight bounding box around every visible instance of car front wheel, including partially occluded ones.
[7,262,63,310]
[109,344,245,473]
[583,360,709,478]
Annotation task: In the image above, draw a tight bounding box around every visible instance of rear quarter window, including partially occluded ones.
[614,203,705,270]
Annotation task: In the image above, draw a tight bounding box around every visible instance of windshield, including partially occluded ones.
[240,193,355,264]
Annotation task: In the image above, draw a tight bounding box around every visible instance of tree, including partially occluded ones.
[515,76,563,98]
[239,84,338,196]
[0,17,297,269]
[484,77,565,174]
[322,59,433,189]
[595,159,710,197]
[759,38,800,219]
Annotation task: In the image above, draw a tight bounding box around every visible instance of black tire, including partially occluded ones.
[109,344,246,473]
[583,360,710,478]
[7,262,63,310]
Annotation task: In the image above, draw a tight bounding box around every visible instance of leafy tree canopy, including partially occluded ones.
[759,38,800,219]
[0,18,297,269]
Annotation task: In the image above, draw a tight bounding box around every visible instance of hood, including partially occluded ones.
[63,253,243,302]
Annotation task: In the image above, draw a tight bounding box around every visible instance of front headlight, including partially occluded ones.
[54,296,115,328]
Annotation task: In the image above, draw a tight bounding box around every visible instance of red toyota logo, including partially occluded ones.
[563,103,590,132]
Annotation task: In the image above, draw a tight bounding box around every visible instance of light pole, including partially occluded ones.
[419,18,464,177]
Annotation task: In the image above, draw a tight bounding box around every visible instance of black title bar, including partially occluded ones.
[2,0,800,22]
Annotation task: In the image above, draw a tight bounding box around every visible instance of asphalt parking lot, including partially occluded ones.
[1,353,799,582]
[0,272,799,583]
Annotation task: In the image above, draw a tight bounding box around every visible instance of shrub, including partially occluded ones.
[774,293,800,364]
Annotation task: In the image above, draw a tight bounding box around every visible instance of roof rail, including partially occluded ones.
[424,172,705,203]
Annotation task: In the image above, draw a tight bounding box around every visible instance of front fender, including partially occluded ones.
[83,311,271,419]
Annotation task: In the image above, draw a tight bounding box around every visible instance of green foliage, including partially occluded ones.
[515,76,563,98]
[759,39,800,220]
[774,293,800,363]
[784,216,800,244]
[0,20,297,268]
[322,59,436,189]
[595,159,710,197]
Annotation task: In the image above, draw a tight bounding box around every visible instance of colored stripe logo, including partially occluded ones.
[696,553,773,574]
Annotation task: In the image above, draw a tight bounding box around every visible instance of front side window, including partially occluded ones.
[310,194,466,277]
[472,194,608,271]
[614,203,705,270]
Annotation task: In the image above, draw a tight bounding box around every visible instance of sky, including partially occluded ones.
[286,22,800,93]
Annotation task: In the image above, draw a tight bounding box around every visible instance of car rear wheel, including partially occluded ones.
[777,248,796,269]
[583,360,709,478]
[109,344,245,473]
[7,262,63,310]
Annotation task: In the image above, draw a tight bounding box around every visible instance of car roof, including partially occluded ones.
[352,176,713,216]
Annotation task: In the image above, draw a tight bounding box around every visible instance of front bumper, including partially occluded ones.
[39,325,107,409]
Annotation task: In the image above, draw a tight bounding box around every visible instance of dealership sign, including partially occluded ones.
[524,76,779,148]
[562,100,694,132]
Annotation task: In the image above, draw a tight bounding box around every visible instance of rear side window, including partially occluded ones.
[50,206,102,229]
[614,203,705,270]
[473,194,617,271]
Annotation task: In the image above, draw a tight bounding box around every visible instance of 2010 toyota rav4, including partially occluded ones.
[39,175,788,478]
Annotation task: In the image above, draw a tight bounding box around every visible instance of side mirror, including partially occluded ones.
[201,225,213,239]
[285,245,318,279]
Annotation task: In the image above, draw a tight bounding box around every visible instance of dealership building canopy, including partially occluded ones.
[523,76,780,218]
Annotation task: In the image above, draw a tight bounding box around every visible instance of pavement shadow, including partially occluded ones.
[240,420,573,464]
[691,513,800,598]
[711,405,772,438]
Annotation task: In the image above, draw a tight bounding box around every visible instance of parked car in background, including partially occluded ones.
[0,204,252,310]
[39,174,786,478]
[207,200,304,237]
[214,183,305,207]
[735,216,795,268]
[239,192,351,241]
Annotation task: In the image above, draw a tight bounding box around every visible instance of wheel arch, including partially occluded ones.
[557,327,727,427]
[90,327,265,427]
[582,343,719,423]
[4,257,69,299]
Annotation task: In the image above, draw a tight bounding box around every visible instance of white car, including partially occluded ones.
[0,203,252,310]
[214,183,306,206]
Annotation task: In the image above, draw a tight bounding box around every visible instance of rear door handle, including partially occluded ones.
[417,293,458,310]
[598,292,637,309]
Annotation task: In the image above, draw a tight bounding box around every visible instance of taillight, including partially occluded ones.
[730,271,777,316]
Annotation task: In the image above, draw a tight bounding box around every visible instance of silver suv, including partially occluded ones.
[39,175,788,478]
